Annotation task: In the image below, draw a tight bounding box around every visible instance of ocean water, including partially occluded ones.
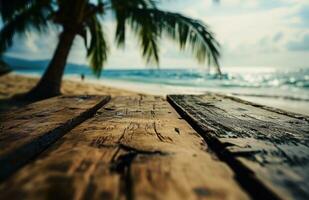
[6,57,309,114]
[12,63,309,99]
[102,67,309,100]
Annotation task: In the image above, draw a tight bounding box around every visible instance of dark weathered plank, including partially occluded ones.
[167,94,309,200]
[0,96,249,200]
[0,95,110,181]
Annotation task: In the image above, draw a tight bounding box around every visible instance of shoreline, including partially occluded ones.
[1,73,308,116]
[0,73,140,99]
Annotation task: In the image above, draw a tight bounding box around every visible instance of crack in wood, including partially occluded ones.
[167,95,284,200]
[0,95,249,200]
[110,145,167,200]
[138,96,143,107]
[153,122,173,143]
[118,122,139,144]
[168,94,309,200]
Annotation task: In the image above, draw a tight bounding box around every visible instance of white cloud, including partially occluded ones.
[4,0,309,69]
[287,32,309,51]
[196,0,309,67]
[24,33,39,52]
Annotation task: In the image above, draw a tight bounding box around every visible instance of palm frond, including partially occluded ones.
[111,0,157,48]
[128,9,160,64]
[133,8,220,69]
[110,1,221,72]
[0,0,35,20]
[111,0,161,64]
[0,2,51,53]
[86,15,109,77]
[114,9,126,47]
[111,0,157,10]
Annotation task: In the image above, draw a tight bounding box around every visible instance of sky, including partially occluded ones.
[3,0,309,70]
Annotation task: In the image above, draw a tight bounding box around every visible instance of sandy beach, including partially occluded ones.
[0,73,139,99]
[0,73,141,111]
[1,73,308,115]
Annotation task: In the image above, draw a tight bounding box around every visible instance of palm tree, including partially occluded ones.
[0,60,11,76]
[0,0,221,100]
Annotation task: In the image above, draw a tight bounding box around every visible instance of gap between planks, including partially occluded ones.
[0,95,249,200]
[167,94,309,200]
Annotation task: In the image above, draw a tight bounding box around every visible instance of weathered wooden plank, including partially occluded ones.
[167,94,309,200]
[0,96,249,200]
[0,95,110,181]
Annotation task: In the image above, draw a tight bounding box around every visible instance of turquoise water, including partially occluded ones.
[5,56,309,101]
[5,55,309,115]
[5,57,309,102]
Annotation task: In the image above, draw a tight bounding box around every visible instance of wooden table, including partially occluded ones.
[0,94,308,200]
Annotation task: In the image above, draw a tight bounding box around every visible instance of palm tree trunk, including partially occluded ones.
[24,30,76,101]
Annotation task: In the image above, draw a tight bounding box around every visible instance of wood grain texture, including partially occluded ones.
[0,95,110,181]
[0,96,249,200]
[167,94,309,200]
